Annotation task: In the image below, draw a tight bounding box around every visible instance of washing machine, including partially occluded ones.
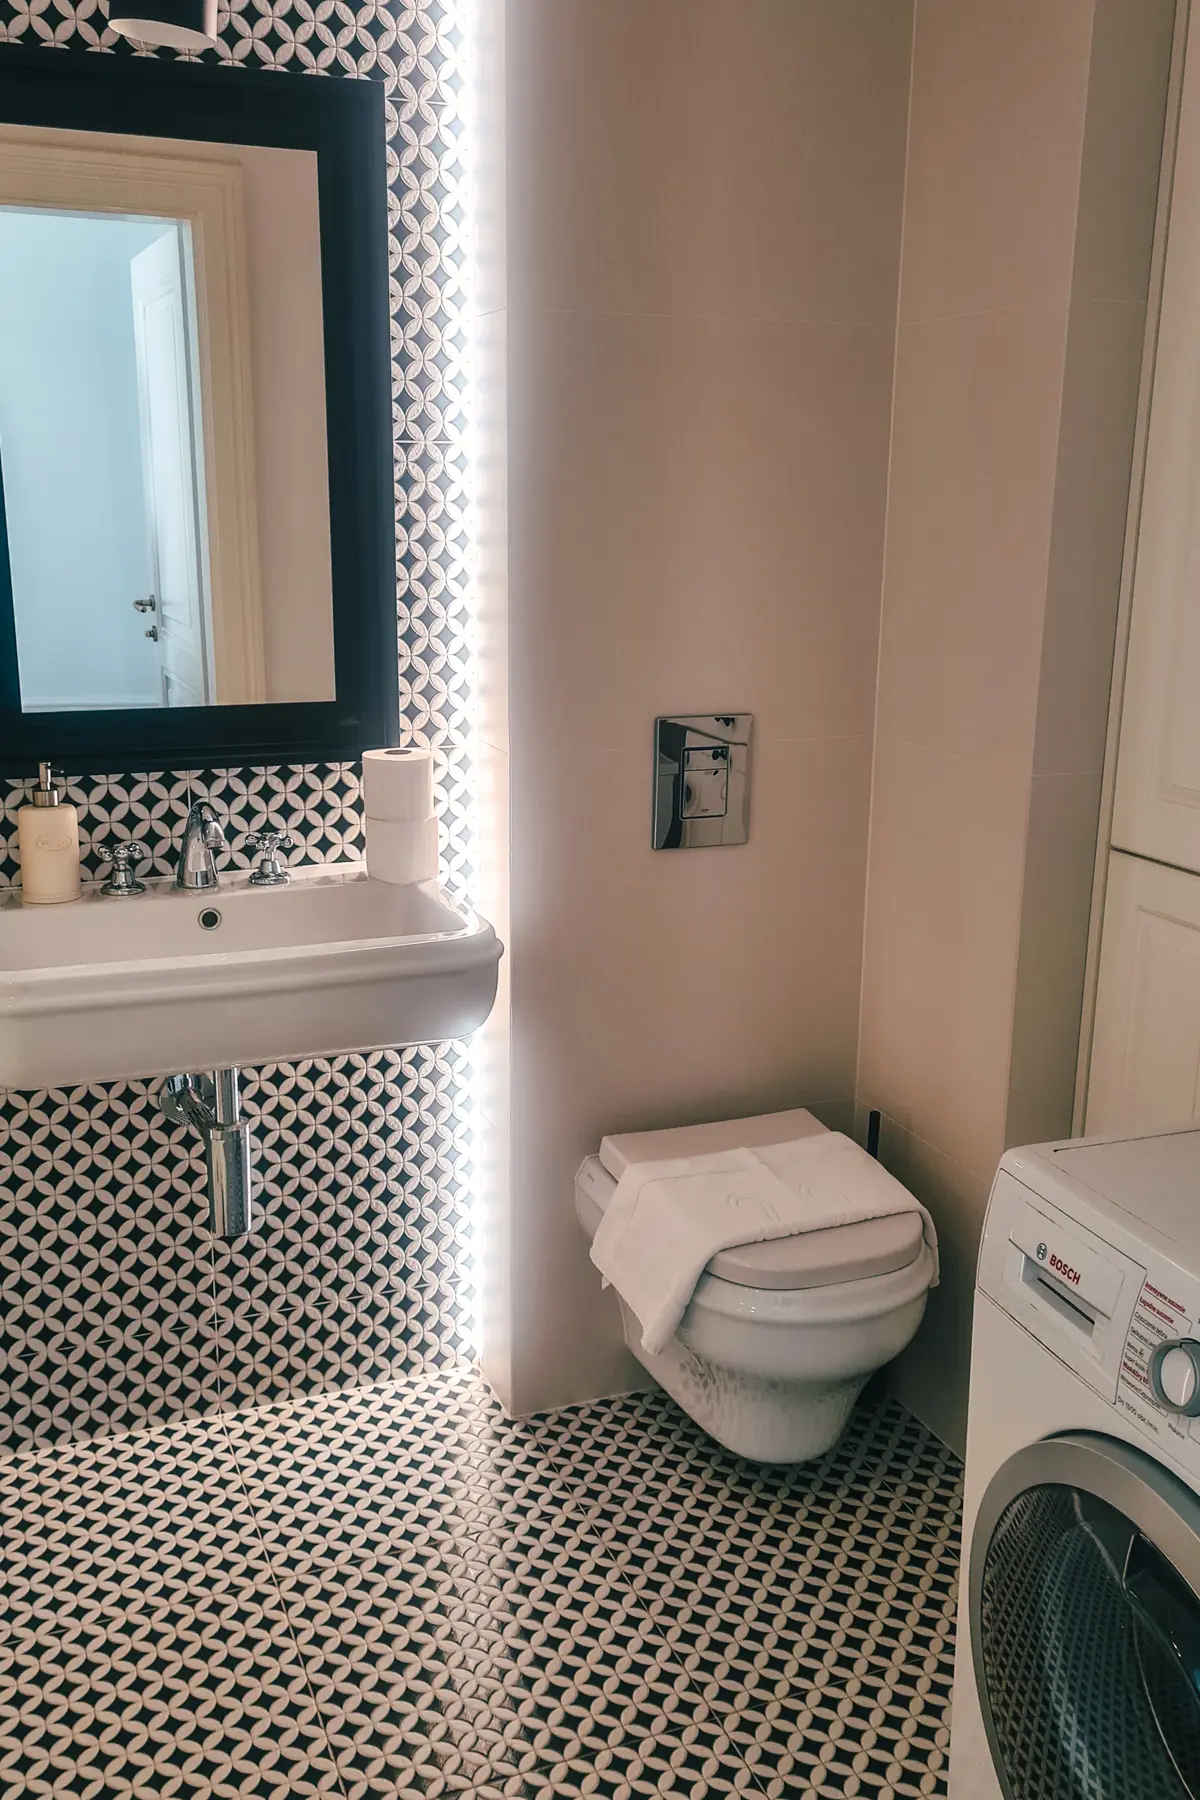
[950,1128,1200,1800]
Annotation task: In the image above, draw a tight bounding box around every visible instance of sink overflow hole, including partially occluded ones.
[198,907,222,931]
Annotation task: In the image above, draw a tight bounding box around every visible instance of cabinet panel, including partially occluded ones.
[1088,851,1200,1133]
[1112,25,1200,873]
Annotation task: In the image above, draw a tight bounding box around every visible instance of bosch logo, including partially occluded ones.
[1037,1243,1047,1262]
[1047,1252,1082,1287]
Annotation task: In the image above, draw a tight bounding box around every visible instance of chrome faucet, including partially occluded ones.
[175,801,227,891]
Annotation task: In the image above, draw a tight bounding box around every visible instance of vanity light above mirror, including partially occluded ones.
[107,0,219,52]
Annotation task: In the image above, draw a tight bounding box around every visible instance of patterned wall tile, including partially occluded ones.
[0,1043,475,1450]
[211,1046,475,1412]
[0,0,479,1449]
[0,1080,223,1447]
[0,762,367,891]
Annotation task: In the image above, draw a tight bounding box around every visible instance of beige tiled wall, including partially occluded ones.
[481,0,913,1415]
[481,0,1176,1437]
[860,0,1176,1452]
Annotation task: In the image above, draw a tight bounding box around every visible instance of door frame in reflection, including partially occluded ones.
[0,443,17,714]
[130,220,215,710]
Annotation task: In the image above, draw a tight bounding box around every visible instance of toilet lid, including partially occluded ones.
[595,1110,925,1292]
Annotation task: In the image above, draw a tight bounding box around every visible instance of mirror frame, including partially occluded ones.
[0,44,398,776]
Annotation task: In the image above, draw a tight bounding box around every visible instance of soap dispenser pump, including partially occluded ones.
[17,763,81,905]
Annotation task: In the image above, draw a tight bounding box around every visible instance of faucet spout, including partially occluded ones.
[175,801,226,891]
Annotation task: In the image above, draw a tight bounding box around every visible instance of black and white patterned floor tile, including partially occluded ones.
[1,1413,344,1796]
[0,1369,961,1798]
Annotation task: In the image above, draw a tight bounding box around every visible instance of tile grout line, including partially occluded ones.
[526,1419,800,1800]
[253,1378,768,1795]
[212,1402,355,1799]
[527,1396,958,1795]
[3,1372,959,1798]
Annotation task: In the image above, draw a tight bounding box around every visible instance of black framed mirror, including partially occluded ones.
[0,45,397,777]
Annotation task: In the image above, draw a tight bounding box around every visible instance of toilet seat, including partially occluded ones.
[583,1107,924,1293]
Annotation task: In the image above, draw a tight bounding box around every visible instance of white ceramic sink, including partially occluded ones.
[0,864,502,1089]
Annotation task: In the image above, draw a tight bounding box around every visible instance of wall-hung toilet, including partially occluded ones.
[576,1109,936,1463]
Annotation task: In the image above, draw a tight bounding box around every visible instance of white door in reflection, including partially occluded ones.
[0,208,175,711]
[130,226,210,708]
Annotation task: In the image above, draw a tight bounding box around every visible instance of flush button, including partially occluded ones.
[681,747,729,820]
[652,714,752,850]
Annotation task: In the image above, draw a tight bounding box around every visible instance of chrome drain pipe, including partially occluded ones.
[159,1067,256,1237]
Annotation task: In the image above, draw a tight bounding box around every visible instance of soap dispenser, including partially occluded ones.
[17,763,81,905]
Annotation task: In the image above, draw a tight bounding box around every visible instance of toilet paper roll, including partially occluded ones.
[365,813,440,885]
[362,746,434,821]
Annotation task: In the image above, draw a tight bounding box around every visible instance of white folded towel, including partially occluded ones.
[589,1130,938,1355]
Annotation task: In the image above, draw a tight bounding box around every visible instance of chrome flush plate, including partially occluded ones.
[652,714,753,850]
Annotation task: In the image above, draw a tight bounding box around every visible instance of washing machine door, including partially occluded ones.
[970,1432,1200,1800]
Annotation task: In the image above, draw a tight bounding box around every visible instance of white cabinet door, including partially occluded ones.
[1112,22,1200,874]
[1088,851,1200,1133]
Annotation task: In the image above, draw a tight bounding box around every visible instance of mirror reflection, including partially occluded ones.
[0,127,336,715]
[0,208,213,709]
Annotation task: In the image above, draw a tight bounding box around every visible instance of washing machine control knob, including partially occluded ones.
[1149,1338,1200,1416]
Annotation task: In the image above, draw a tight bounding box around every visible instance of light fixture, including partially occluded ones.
[107,0,217,51]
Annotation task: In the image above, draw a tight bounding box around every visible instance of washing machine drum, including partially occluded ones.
[971,1433,1200,1800]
